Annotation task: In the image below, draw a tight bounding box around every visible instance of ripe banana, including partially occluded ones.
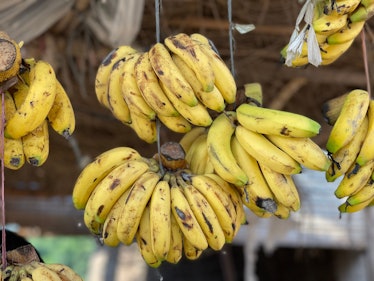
[165,212,183,264]
[5,60,57,139]
[313,10,348,36]
[134,51,179,117]
[190,33,237,104]
[72,146,142,210]
[186,133,211,175]
[345,179,374,206]
[322,92,348,125]
[117,171,161,245]
[30,264,62,281]
[236,103,321,138]
[178,175,226,251]
[207,111,248,186]
[230,135,277,213]
[47,79,76,139]
[149,178,171,261]
[172,53,225,112]
[259,163,301,212]
[179,126,207,153]
[319,39,355,65]
[326,89,370,154]
[327,20,365,44]
[235,125,302,175]
[157,113,192,134]
[95,45,137,108]
[356,100,374,166]
[136,205,162,268]
[42,263,83,281]
[128,111,158,144]
[148,42,198,107]
[338,195,374,213]
[273,201,291,219]
[165,33,215,92]
[169,174,208,251]
[267,134,331,171]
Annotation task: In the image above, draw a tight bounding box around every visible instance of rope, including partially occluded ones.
[227,0,235,77]
[1,90,6,269]
[361,28,371,97]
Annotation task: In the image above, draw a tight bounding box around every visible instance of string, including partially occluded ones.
[361,27,371,97]
[227,0,235,77]
[0,90,6,269]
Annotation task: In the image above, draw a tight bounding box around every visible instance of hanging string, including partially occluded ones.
[361,28,371,97]
[227,0,235,77]
[1,90,6,269]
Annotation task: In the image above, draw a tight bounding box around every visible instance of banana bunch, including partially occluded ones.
[94,32,237,143]
[1,58,76,169]
[323,89,374,213]
[1,261,83,281]
[181,83,331,219]
[72,142,245,267]
[282,0,374,67]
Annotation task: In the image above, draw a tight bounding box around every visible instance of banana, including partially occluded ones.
[230,135,277,213]
[106,58,132,124]
[95,45,138,108]
[3,91,25,170]
[349,3,374,22]
[190,33,237,104]
[8,265,20,281]
[259,163,301,212]
[149,177,171,261]
[172,53,225,112]
[0,34,22,83]
[183,235,203,260]
[47,78,75,139]
[31,264,63,281]
[159,81,212,127]
[187,173,238,242]
[179,126,207,153]
[235,125,302,175]
[157,113,192,134]
[267,135,331,171]
[319,39,355,64]
[169,174,208,250]
[121,52,156,120]
[327,20,365,44]
[326,116,369,181]
[148,42,198,107]
[186,133,210,175]
[22,119,49,166]
[273,201,291,219]
[42,263,83,281]
[135,205,162,268]
[128,111,158,143]
[117,171,161,245]
[134,51,179,117]
[356,100,374,166]
[323,0,361,15]
[326,89,370,154]
[165,33,215,92]
[334,160,374,198]
[244,199,273,218]
[313,11,348,36]
[72,146,142,210]
[178,175,226,251]
[5,60,57,139]
[321,92,348,126]
[207,111,248,186]
[165,211,183,264]
[345,178,374,205]
[338,195,374,213]
[236,103,321,138]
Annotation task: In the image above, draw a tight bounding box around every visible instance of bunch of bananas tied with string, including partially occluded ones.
[95,32,236,143]
[322,89,374,213]
[281,0,374,67]
[0,32,75,169]
[181,83,332,219]
[72,142,245,267]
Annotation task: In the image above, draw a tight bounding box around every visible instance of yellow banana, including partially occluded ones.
[190,33,237,104]
[321,92,348,125]
[134,51,179,117]
[47,78,76,138]
[30,264,62,281]
[157,113,192,134]
[334,160,374,198]
[148,42,198,107]
[235,125,302,175]
[183,235,204,260]
[326,116,369,181]
[117,171,161,245]
[169,174,208,251]
[273,201,291,219]
[230,135,277,213]
[5,60,57,139]
[165,212,183,264]
[179,126,207,153]
[259,163,301,212]
[159,81,212,127]
[327,20,365,44]
[135,205,162,268]
[95,45,138,108]
[72,146,142,210]
[165,33,215,92]
[149,178,171,261]
[345,179,374,206]
[172,53,225,112]
[207,111,248,186]
[3,91,25,170]
[186,133,210,175]
[356,100,374,166]
[236,103,321,138]
[0,34,22,83]
[326,89,370,154]
[42,263,83,281]
[121,52,156,120]
[313,11,348,36]
[338,195,374,213]
[267,135,331,171]
[323,0,361,15]
[319,39,355,64]
[178,176,226,251]
[128,111,158,143]
[106,58,132,124]
[244,199,273,218]
[187,173,238,242]
[22,119,49,166]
